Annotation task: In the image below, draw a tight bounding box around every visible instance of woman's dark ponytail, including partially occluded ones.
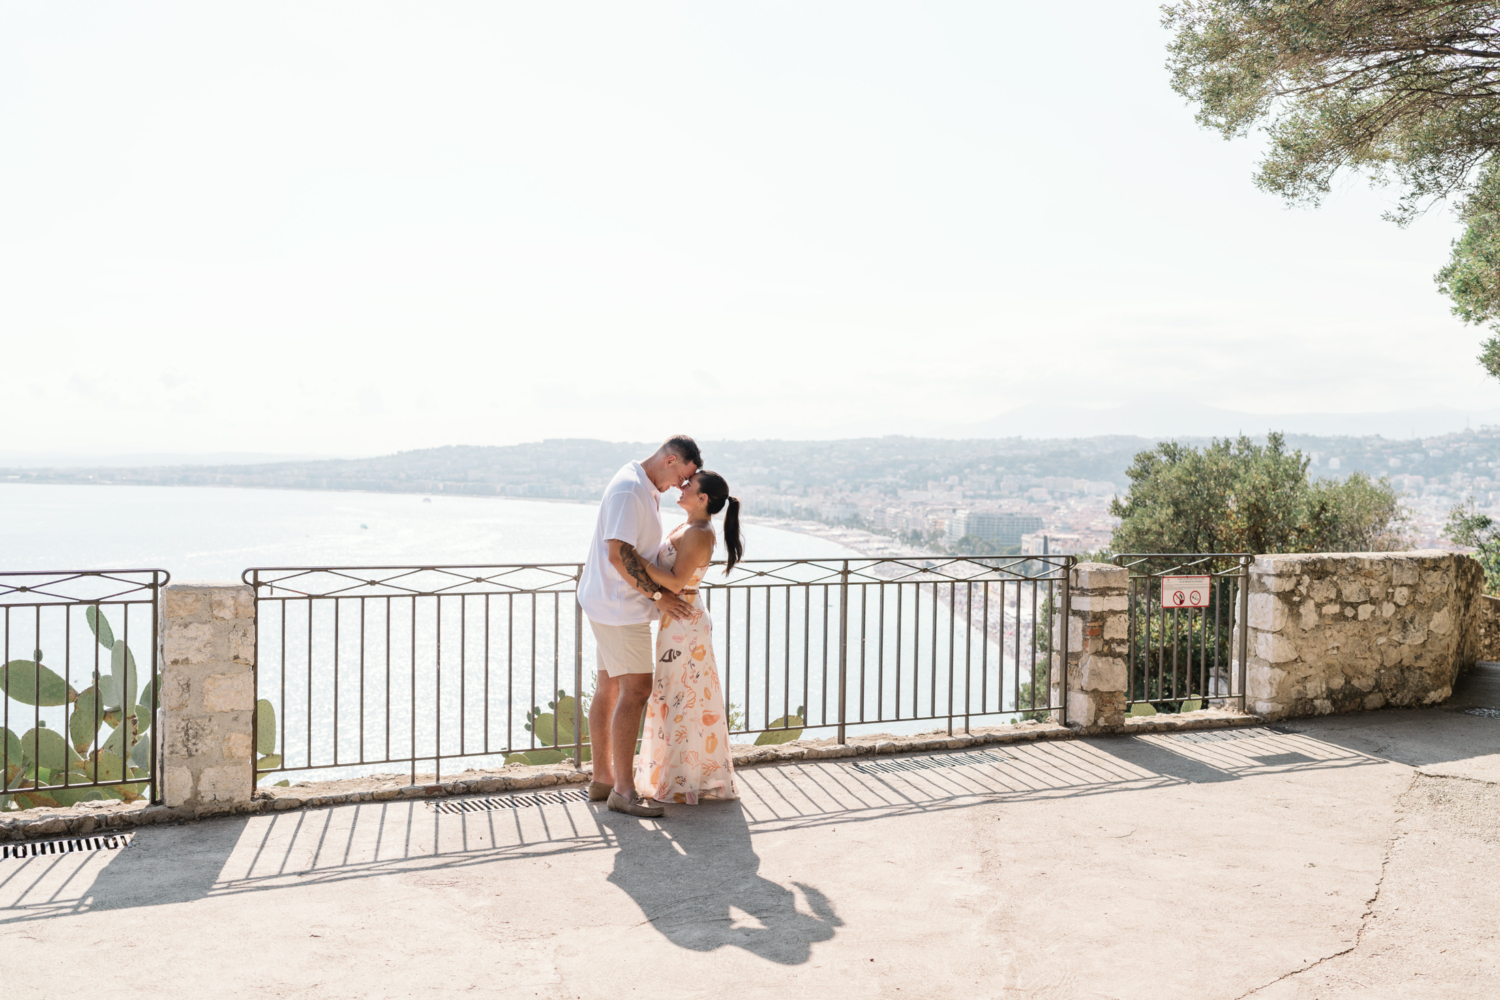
[695,471,744,574]
[722,496,743,574]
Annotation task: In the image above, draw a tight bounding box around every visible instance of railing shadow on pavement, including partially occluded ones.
[0,727,1387,930]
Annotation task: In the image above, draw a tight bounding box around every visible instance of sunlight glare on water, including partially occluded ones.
[0,483,857,576]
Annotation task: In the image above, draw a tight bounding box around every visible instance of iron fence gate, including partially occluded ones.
[243,555,1072,786]
[1,569,169,810]
[707,555,1072,742]
[1113,554,1250,712]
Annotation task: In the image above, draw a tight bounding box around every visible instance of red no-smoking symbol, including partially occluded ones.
[1162,576,1210,609]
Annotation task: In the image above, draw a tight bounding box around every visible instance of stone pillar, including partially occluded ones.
[158,583,256,811]
[1055,562,1129,732]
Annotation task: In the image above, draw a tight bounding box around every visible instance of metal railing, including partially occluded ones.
[0,570,169,810]
[1113,554,1250,712]
[243,555,1072,785]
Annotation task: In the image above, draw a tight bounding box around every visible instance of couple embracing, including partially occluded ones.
[577,435,741,818]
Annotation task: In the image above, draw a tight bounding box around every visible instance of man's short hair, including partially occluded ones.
[661,434,702,469]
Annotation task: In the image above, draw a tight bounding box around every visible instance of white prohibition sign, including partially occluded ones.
[1161,575,1211,609]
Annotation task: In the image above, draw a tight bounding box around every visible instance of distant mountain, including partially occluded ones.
[0,437,1153,497]
[0,451,352,468]
[939,404,1500,441]
[6,427,1500,502]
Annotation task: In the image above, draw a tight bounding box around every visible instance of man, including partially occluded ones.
[578,434,701,817]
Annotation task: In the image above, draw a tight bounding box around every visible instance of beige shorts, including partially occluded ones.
[589,619,655,677]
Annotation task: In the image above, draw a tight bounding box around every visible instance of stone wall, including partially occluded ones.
[1477,595,1500,662]
[158,583,256,810]
[1244,551,1482,720]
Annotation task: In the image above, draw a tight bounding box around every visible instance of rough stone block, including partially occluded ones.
[1340,581,1370,603]
[203,673,254,712]
[1398,616,1428,646]
[196,764,247,804]
[1066,689,1095,728]
[165,718,216,759]
[211,588,254,621]
[1254,631,1298,664]
[223,732,253,760]
[1249,593,1287,632]
[1070,594,1127,613]
[228,623,256,665]
[1080,654,1126,693]
[1430,607,1453,636]
[1252,557,1299,592]
[1072,563,1126,590]
[1250,698,1284,718]
[164,765,194,809]
[163,672,192,712]
[165,621,216,665]
[1103,615,1128,640]
[163,589,207,619]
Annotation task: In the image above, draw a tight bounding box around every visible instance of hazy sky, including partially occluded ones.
[4,2,1496,456]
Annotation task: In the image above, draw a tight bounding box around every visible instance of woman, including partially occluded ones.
[633,471,742,804]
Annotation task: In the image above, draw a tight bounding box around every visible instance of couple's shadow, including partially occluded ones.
[595,800,840,964]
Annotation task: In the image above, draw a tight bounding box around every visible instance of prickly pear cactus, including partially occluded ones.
[255,698,287,786]
[753,705,806,746]
[0,606,154,811]
[505,688,592,766]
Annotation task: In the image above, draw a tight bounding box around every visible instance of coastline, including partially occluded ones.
[741,515,922,559]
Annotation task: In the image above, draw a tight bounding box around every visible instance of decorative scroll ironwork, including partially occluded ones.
[715,554,1074,589]
[0,570,169,607]
[241,563,582,599]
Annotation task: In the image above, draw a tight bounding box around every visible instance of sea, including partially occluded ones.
[0,482,858,577]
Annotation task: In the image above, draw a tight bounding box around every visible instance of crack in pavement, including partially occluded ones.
[1231,770,1415,1000]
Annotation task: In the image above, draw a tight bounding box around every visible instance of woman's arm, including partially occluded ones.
[644,528,713,592]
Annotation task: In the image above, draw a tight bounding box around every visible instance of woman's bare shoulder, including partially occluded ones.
[679,523,716,549]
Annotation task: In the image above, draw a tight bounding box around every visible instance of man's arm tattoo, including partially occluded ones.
[619,543,659,595]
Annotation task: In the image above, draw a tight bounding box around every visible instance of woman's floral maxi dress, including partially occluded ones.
[634,539,737,804]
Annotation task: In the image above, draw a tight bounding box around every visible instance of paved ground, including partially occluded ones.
[5,667,1500,999]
